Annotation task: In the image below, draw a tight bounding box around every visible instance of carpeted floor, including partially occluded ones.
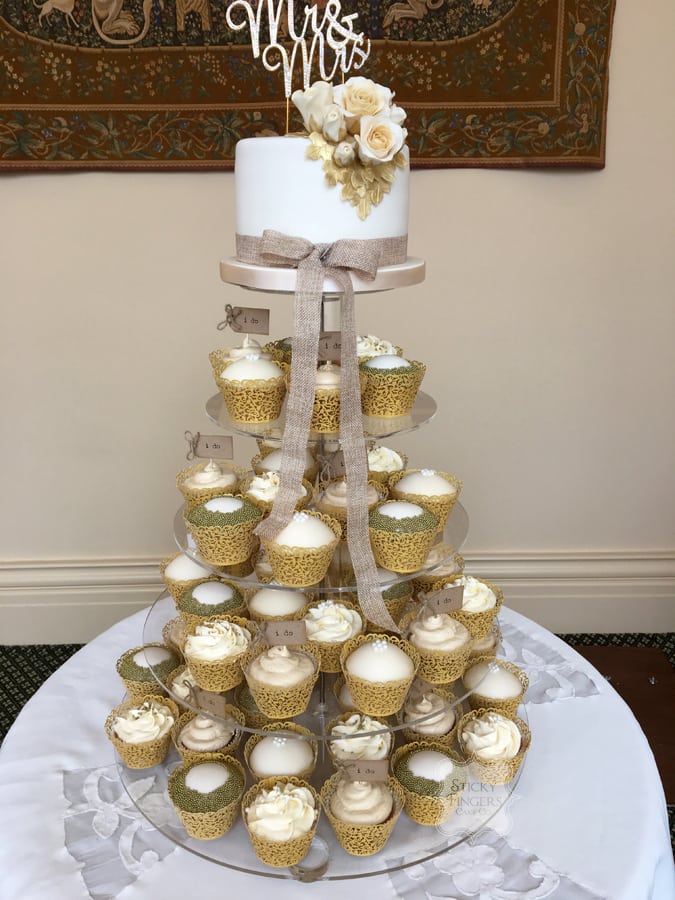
[1,633,673,849]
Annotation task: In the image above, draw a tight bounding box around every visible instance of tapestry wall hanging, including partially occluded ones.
[0,0,615,170]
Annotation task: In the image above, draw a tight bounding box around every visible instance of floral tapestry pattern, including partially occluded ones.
[0,0,615,169]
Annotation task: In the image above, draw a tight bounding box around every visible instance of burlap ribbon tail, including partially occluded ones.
[238,229,404,632]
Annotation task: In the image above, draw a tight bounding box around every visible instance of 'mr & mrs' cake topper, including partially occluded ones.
[225,0,371,98]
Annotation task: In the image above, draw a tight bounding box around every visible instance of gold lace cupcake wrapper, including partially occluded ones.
[105,695,179,770]
[244,648,320,719]
[369,524,438,574]
[448,582,503,640]
[399,612,472,684]
[360,362,426,417]
[242,776,319,868]
[185,514,262,567]
[391,741,466,825]
[340,634,419,716]
[458,708,531,785]
[311,386,341,433]
[183,615,253,693]
[244,722,318,781]
[320,774,405,857]
[217,376,287,424]
[388,469,462,533]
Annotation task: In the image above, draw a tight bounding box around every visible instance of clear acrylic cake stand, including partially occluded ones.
[116,270,526,880]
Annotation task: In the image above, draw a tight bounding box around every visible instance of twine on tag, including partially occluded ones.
[184,430,200,461]
[217,304,240,332]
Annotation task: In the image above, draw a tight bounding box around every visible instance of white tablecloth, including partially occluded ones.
[0,607,673,900]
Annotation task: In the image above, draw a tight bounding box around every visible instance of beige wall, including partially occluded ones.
[1,0,674,642]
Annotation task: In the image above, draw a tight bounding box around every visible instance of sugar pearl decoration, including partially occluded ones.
[132,647,173,668]
[184,762,230,794]
[366,354,410,370]
[397,469,456,497]
[346,639,414,682]
[464,661,522,699]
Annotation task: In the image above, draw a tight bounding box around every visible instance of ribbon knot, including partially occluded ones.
[236,228,407,632]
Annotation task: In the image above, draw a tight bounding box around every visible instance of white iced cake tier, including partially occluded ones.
[234,135,409,245]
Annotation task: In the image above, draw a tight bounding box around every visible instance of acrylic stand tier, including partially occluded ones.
[115,260,526,881]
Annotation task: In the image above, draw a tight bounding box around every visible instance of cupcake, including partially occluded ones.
[327,713,393,766]
[263,336,293,366]
[183,616,253,692]
[251,448,320,485]
[172,707,244,764]
[340,634,419,716]
[240,471,313,515]
[468,622,502,661]
[162,617,188,655]
[244,644,319,719]
[167,664,199,708]
[366,444,407,486]
[246,586,311,622]
[443,575,503,640]
[303,599,364,673]
[310,362,342,433]
[234,681,272,730]
[115,644,180,700]
[360,355,426,417]
[168,757,246,840]
[314,478,387,541]
[458,709,531,785]
[245,723,317,781]
[160,552,211,603]
[368,501,438,573]
[184,495,262,567]
[388,468,462,535]
[177,578,246,630]
[214,353,286,423]
[260,511,341,588]
[399,683,460,746]
[399,609,472,684]
[105,696,178,769]
[176,459,244,509]
[463,658,528,716]
[392,742,466,825]
[412,548,464,595]
[320,774,404,857]
[243,777,319,868]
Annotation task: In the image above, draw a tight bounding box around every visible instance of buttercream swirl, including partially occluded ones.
[315,361,341,388]
[454,576,497,613]
[319,479,379,509]
[330,714,392,761]
[407,612,470,652]
[357,334,397,358]
[246,471,305,503]
[179,715,235,752]
[330,780,393,826]
[247,646,315,687]
[246,782,316,841]
[367,445,404,473]
[304,601,362,643]
[184,620,251,662]
[182,459,238,491]
[113,700,174,744]
[403,692,456,736]
[461,712,521,760]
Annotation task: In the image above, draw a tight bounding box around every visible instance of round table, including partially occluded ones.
[0,607,673,900]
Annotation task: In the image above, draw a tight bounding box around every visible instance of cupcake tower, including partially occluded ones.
[106,285,531,873]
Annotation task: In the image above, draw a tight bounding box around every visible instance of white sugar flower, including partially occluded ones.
[291,80,334,134]
[322,104,347,143]
[334,76,394,133]
[333,139,356,166]
[355,115,407,164]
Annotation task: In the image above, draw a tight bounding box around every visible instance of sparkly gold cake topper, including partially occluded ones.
[225,0,371,98]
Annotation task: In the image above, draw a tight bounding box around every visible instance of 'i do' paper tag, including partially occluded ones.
[318,331,342,362]
[340,759,389,782]
[263,620,308,646]
[421,584,464,614]
[185,431,234,461]
[188,685,230,719]
[219,304,270,336]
